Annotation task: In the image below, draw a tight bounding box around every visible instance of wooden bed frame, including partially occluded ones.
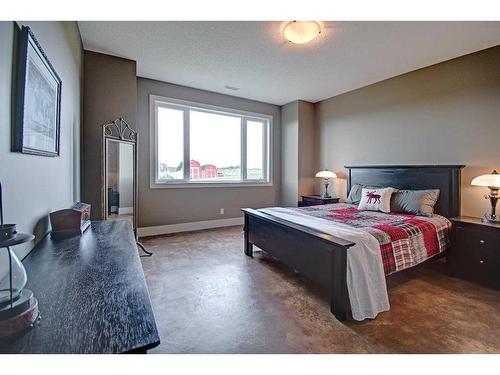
[242,165,464,321]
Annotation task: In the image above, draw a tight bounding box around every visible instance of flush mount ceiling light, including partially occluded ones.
[283,21,321,44]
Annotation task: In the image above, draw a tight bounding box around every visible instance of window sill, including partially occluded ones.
[150,181,273,189]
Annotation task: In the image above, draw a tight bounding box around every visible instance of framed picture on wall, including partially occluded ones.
[13,25,62,157]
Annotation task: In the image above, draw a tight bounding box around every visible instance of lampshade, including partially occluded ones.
[315,170,337,179]
[471,170,500,188]
[283,21,321,44]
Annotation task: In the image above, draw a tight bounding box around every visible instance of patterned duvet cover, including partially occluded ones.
[290,203,451,275]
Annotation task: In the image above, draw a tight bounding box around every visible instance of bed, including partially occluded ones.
[242,165,464,321]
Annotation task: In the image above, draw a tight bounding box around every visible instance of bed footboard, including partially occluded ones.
[242,208,355,321]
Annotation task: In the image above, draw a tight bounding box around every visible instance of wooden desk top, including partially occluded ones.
[0,220,160,353]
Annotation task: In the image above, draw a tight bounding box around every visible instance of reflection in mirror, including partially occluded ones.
[106,140,134,227]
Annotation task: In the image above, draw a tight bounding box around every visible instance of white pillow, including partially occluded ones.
[358,187,394,213]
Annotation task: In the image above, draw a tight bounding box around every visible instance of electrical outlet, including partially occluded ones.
[219,208,225,215]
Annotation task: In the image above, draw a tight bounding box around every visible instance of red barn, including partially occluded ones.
[201,164,217,179]
[190,160,201,179]
[190,160,218,179]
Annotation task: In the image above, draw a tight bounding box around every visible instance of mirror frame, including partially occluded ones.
[101,118,139,236]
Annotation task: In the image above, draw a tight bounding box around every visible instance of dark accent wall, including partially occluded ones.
[315,45,500,218]
[82,51,137,219]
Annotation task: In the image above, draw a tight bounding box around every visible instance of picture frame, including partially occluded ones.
[13,25,62,157]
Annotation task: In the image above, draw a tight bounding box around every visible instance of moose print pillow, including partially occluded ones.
[357,187,395,213]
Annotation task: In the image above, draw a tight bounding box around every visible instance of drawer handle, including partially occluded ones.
[479,260,484,264]
[479,240,485,244]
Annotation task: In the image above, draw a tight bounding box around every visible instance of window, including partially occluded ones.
[151,95,272,187]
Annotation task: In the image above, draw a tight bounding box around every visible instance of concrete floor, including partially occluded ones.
[140,226,500,353]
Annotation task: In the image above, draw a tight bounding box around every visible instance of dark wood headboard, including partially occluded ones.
[345,165,465,218]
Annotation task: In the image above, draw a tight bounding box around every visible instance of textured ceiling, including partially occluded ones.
[78,21,500,105]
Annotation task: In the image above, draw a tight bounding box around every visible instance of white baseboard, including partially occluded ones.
[138,217,244,237]
[118,207,133,215]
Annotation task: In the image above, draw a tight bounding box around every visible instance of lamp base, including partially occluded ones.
[0,289,40,337]
[482,214,500,224]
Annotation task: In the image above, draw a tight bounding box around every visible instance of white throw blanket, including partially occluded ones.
[260,207,390,321]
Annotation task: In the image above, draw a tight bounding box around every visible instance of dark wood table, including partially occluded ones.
[0,220,160,353]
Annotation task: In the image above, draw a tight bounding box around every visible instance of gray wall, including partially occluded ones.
[280,100,316,206]
[136,78,281,227]
[298,101,316,198]
[280,101,299,206]
[315,45,500,218]
[0,21,82,259]
[82,51,137,219]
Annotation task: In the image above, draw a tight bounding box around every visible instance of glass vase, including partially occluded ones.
[0,247,28,307]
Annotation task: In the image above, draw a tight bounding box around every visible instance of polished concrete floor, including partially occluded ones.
[140,226,500,353]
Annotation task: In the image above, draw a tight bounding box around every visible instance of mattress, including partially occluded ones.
[289,203,451,275]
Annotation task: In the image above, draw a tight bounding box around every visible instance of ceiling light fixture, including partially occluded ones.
[283,21,321,44]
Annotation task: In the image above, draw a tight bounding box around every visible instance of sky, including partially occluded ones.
[157,107,265,170]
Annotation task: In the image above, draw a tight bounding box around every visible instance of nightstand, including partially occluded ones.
[301,195,339,207]
[450,216,500,289]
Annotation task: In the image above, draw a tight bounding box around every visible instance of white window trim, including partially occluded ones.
[149,94,273,189]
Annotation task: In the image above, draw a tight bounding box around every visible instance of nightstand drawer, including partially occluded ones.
[301,196,339,207]
[455,226,499,255]
[302,197,322,206]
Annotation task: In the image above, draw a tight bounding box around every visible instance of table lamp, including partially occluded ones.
[471,170,500,223]
[315,170,337,198]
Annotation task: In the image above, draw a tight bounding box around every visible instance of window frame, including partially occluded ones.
[149,94,273,188]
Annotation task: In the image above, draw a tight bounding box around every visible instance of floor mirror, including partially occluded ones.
[102,118,151,256]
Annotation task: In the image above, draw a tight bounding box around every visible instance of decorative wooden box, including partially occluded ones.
[50,202,91,237]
